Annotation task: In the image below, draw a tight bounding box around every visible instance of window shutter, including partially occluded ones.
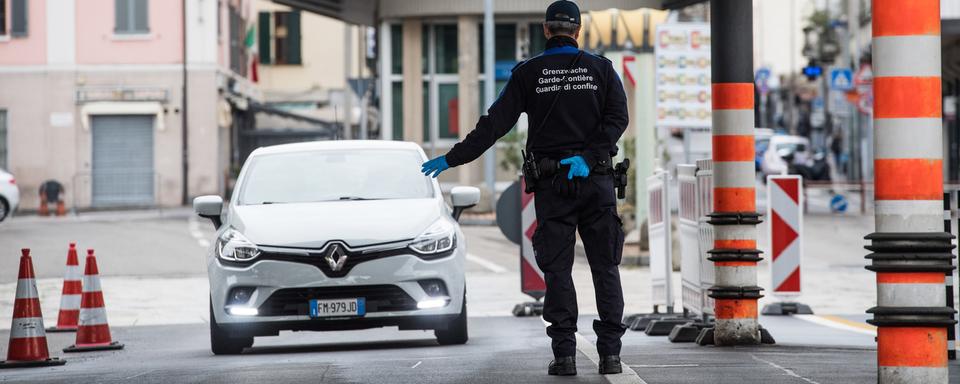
[11,0,27,37]
[115,0,128,33]
[133,0,148,32]
[287,11,301,65]
[0,0,7,35]
[258,12,271,64]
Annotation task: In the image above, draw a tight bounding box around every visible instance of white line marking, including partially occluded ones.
[630,364,699,368]
[466,253,507,273]
[123,369,157,381]
[411,361,422,369]
[793,315,876,336]
[751,354,822,384]
[541,318,647,384]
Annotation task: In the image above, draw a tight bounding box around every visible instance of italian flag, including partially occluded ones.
[245,23,258,83]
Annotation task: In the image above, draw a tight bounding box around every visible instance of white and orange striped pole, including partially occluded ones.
[866,1,955,383]
[47,243,82,332]
[706,0,764,346]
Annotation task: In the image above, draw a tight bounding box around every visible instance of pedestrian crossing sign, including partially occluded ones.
[830,68,853,91]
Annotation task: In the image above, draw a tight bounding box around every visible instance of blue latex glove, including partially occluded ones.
[559,155,590,180]
[421,156,450,178]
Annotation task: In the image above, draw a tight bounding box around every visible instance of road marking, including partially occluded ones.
[123,369,157,380]
[411,361,422,369]
[540,318,647,384]
[630,364,699,368]
[466,253,507,273]
[793,314,876,336]
[751,354,822,384]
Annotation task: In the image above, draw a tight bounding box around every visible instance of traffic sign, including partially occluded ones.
[768,175,803,294]
[830,68,853,91]
[755,67,771,95]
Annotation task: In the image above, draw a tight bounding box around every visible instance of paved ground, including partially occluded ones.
[0,209,956,383]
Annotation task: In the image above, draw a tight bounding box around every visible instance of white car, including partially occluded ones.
[0,169,19,222]
[761,135,812,177]
[193,140,480,355]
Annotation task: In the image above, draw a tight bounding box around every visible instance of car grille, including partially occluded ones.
[257,285,418,316]
[248,241,454,278]
[256,248,408,278]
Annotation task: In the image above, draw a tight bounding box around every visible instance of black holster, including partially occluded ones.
[613,158,630,199]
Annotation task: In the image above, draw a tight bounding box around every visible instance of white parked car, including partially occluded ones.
[0,169,19,222]
[761,135,812,177]
[194,140,480,355]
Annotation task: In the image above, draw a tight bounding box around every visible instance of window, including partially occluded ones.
[528,23,548,57]
[257,11,301,65]
[479,24,517,63]
[390,24,402,75]
[273,12,301,65]
[2,0,27,37]
[0,110,7,170]
[391,82,403,140]
[0,0,6,36]
[115,0,149,35]
[228,4,247,76]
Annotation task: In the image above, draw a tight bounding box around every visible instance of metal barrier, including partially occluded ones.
[647,169,674,313]
[695,159,715,317]
[677,164,702,315]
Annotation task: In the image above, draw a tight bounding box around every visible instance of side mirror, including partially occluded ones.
[193,195,224,229]
[450,186,481,221]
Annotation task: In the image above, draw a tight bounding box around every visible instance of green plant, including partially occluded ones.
[499,129,526,172]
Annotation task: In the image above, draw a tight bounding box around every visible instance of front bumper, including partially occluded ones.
[208,246,465,336]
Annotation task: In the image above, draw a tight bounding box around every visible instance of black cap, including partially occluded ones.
[545,1,580,25]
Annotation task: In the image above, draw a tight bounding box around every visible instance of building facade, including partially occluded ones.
[0,0,257,211]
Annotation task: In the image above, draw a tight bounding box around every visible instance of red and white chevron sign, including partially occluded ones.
[520,179,546,298]
[767,175,803,294]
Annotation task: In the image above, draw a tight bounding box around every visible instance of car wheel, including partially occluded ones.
[209,299,254,355]
[0,198,8,222]
[435,290,468,345]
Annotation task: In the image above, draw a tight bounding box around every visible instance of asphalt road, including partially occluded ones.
[0,209,957,383]
[0,315,923,384]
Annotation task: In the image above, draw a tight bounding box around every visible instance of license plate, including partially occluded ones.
[309,298,365,318]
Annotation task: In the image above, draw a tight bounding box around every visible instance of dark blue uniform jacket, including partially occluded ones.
[444,35,629,170]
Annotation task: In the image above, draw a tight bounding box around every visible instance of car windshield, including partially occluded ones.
[238,149,434,205]
[776,142,807,153]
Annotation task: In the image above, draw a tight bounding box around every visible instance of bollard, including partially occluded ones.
[867,1,955,382]
[706,0,764,346]
[946,192,957,360]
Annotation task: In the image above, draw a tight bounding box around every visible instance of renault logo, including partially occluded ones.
[324,243,348,272]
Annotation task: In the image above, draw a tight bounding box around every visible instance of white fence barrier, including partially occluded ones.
[678,164,702,315]
[695,159,715,316]
[647,170,675,312]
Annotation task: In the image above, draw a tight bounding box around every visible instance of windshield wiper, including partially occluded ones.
[337,196,379,201]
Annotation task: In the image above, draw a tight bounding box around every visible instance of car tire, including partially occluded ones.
[0,198,8,222]
[435,290,468,345]
[209,299,254,355]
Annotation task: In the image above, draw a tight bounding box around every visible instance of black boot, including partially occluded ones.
[548,356,577,376]
[598,355,622,375]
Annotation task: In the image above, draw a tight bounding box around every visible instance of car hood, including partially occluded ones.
[230,198,445,248]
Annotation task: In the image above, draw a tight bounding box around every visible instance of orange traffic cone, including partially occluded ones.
[47,243,82,332]
[63,249,123,352]
[0,249,67,368]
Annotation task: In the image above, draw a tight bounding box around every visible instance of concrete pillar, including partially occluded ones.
[457,16,482,187]
[867,1,954,383]
[402,19,424,144]
[708,0,763,346]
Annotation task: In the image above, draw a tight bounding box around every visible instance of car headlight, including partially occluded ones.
[409,219,456,256]
[217,229,261,262]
